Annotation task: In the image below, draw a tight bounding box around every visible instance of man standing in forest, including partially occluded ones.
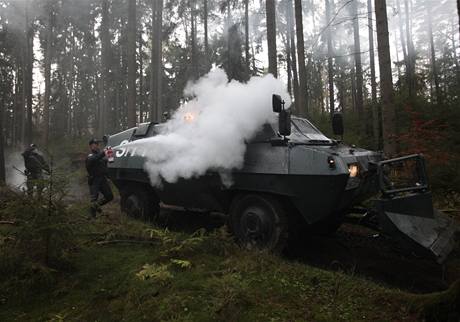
[86,139,113,218]
[22,144,50,196]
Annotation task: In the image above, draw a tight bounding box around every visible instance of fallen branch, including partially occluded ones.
[96,239,158,246]
[0,221,16,225]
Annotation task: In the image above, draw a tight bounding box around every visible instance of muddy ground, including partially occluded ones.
[152,206,460,295]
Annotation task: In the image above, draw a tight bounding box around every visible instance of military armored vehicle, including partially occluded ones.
[105,95,458,263]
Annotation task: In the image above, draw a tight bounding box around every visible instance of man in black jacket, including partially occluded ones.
[86,139,113,217]
[22,144,50,196]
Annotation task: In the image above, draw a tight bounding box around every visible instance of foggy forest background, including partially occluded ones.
[0,0,460,191]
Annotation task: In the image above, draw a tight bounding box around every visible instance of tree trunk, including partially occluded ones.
[375,0,397,156]
[0,79,5,185]
[404,0,415,97]
[285,36,292,96]
[351,67,356,112]
[457,0,460,45]
[427,7,441,104]
[100,0,110,135]
[23,2,33,146]
[150,0,163,122]
[368,0,379,147]
[43,2,53,146]
[191,7,198,79]
[452,19,460,85]
[12,63,20,146]
[266,0,277,77]
[287,0,299,111]
[139,31,144,123]
[244,0,250,76]
[204,0,210,70]
[127,0,137,128]
[326,0,334,118]
[21,44,26,145]
[352,0,364,131]
[396,0,408,70]
[294,0,308,116]
[25,24,33,145]
[68,28,75,138]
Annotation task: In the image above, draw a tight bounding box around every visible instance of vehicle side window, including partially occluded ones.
[147,124,164,137]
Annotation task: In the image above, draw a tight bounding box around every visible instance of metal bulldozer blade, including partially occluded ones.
[375,192,459,263]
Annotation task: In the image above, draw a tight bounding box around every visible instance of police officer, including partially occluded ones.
[22,144,50,196]
[86,139,113,217]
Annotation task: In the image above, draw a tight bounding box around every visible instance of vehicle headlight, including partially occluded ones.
[348,163,359,177]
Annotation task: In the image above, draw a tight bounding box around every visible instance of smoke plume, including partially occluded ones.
[5,152,26,190]
[131,68,290,187]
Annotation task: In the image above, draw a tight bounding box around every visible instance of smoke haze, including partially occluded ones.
[5,152,26,190]
[130,68,290,187]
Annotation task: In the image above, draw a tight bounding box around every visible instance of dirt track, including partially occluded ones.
[155,208,460,294]
[291,223,460,293]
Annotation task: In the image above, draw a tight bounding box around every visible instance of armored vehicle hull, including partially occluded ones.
[106,104,458,262]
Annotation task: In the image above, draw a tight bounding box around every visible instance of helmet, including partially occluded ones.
[88,138,99,145]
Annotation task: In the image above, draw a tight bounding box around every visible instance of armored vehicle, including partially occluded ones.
[106,95,458,263]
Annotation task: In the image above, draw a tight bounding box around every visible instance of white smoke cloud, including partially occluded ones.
[131,68,290,187]
[5,152,27,190]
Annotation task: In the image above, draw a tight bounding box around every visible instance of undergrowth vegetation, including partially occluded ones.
[0,186,458,321]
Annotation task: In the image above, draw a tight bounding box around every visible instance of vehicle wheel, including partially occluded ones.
[120,186,160,222]
[229,194,288,253]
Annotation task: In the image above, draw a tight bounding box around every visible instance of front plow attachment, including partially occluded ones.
[374,155,459,263]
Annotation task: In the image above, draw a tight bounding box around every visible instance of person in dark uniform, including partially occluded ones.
[86,139,113,217]
[22,144,50,196]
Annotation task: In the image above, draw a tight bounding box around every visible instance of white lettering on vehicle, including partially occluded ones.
[115,140,130,157]
[115,140,146,158]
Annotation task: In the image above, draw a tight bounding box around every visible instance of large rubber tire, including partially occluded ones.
[120,185,160,222]
[229,194,289,253]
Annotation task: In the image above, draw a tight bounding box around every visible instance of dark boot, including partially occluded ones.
[89,203,100,218]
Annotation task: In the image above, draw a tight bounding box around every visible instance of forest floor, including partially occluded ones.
[1,193,460,321]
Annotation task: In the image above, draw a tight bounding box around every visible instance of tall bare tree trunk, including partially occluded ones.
[404,0,415,97]
[12,63,20,146]
[68,28,75,137]
[127,0,137,128]
[0,82,5,185]
[21,46,26,145]
[43,2,53,146]
[368,0,379,147]
[352,0,364,132]
[287,0,299,110]
[427,7,441,104]
[100,0,110,135]
[139,31,144,123]
[396,0,408,71]
[191,6,198,79]
[23,2,33,146]
[294,0,308,116]
[204,0,210,70]
[285,35,292,96]
[150,0,163,122]
[244,0,250,76]
[266,0,277,77]
[25,25,33,145]
[457,0,460,44]
[452,19,460,85]
[326,0,334,118]
[375,0,397,156]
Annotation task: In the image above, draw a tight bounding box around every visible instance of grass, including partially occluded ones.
[0,192,459,322]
